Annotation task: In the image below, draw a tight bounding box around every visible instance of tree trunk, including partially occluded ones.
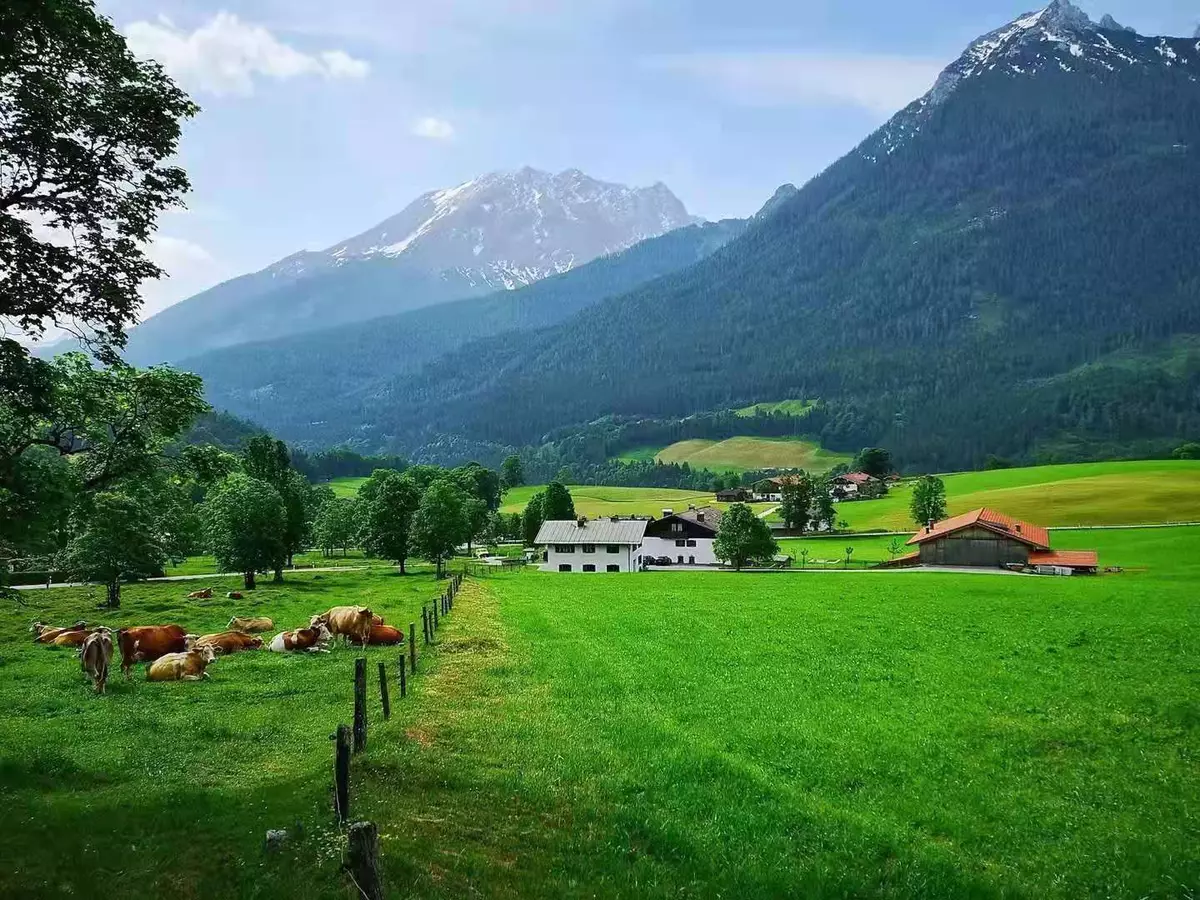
[273,567,284,583]
[399,556,406,575]
[106,578,121,609]
[287,551,294,567]
[244,570,256,590]
[436,557,443,579]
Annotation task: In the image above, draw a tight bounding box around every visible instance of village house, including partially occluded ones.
[642,506,722,565]
[534,517,647,572]
[896,508,1098,573]
[715,487,751,502]
[831,472,888,500]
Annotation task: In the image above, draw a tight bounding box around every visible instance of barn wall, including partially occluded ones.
[919,532,1029,567]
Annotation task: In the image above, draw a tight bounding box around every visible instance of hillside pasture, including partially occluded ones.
[618,436,851,474]
[500,484,774,518]
[734,398,816,417]
[326,476,368,498]
[833,459,1200,531]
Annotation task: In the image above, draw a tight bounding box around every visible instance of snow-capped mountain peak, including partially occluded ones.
[864,3,1199,161]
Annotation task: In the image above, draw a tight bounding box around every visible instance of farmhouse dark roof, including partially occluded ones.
[906,508,1050,549]
[535,519,648,544]
[677,506,722,530]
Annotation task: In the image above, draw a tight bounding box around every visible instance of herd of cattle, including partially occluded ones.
[30,591,406,694]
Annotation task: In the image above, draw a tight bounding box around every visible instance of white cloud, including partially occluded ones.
[140,236,221,319]
[649,52,945,117]
[411,116,456,140]
[124,12,370,95]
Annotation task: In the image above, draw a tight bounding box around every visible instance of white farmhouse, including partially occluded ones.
[535,517,648,572]
[641,506,722,566]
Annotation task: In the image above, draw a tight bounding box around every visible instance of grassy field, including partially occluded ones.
[827,459,1200,531]
[164,549,396,577]
[734,399,815,417]
[3,527,1198,896]
[500,484,774,518]
[327,476,368,498]
[618,436,851,474]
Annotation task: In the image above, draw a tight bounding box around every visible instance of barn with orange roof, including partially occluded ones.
[903,508,1098,573]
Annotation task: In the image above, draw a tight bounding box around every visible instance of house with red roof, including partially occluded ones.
[898,508,1098,573]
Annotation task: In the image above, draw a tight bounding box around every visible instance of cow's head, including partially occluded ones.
[184,633,199,648]
[29,621,46,633]
[358,608,374,623]
[247,636,264,649]
[313,623,333,642]
[195,645,218,664]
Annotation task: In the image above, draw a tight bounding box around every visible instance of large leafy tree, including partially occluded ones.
[910,475,948,528]
[541,482,576,521]
[240,435,311,578]
[811,476,837,532]
[358,469,421,573]
[202,473,285,590]
[0,0,197,353]
[714,503,778,571]
[313,497,359,557]
[778,475,815,532]
[500,454,524,489]
[59,491,166,607]
[412,478,470,578]
[853,448,893,478]
[522,491,545,547]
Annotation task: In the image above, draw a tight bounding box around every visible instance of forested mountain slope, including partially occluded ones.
[310,2,1200,470]
[188,218,747,444]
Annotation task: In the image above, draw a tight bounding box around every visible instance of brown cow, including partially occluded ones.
[147,646,217,681]
[53,628,98,648]
[189,631,263,655]
[268,623,331,653]
[227,616,274,633]
[226,591,243,600]
[80,629,114,694]
[351,624,405,646]
[187,588,213,599]
[117,625,190,677]
[30,621,87,644]
[310,607,374,646]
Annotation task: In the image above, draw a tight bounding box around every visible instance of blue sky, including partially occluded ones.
[96,0,1198,318]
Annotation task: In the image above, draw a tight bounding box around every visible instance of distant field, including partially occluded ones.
[326,476,367,498]
[501,484,773,518]
[619,436,851,474]
[830,459,1200,531]
[734,399,815,417]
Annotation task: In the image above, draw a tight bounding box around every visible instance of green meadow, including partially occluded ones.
[499,484,774,518]
[617,435,851,473]
[3,526,1198,897]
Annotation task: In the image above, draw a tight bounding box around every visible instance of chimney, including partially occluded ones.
[697,512,705,523]
[1015,523,1022,534]
[688,504,696,511]
[610,515,620,523]
[577,516,587,527]
[926,519,933,533]
[662,508,673,517]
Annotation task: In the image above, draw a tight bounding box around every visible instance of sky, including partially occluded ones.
[94,0,1198,321]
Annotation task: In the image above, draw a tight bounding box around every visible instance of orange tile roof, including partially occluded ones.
[1029,550,1099,568]
[907,508,1050,549]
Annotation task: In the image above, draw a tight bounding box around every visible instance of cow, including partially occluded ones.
[147,646,217,682]
[268,623,332,653]
[310,607,374,646]
[53,628,98,648]
[227,616,274,633]
[350,624,405,646]
[117,625,190,677]
[187,588,213,600]
[30,621,87,644]
[226,591,243,600]
[189,631,263,655]
[80,628,114,694]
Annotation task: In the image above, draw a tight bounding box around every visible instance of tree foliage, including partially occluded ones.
[501,454,524,489]
[910,475,948,528]
[312,497,358,557]
[541,482,575,521]
[411,478,470,578]
[59,490,165,607]
[357,469,420,573]
[202,473,285,590]
[778,476,815,532]
[853,448,892,478]
[713,504,778,571]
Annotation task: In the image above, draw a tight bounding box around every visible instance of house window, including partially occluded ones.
[677,555,684,564]
[554,544,575,553]
[686,540,697,548]
[606,564,620,573]
[583,564,596,573]
[688,556,695,564]
[671,523,683,533]
[558,564,572,572]
[675,539,687,547]
[606,545,620,554]
[582,544,596,554]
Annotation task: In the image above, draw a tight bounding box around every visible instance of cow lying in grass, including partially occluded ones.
[30,621,87,644]
[310,607,374,646]
[188,631,264,655]
[350,624,405,646]
[80,628,114,694]
[187,588,212,599]
[227,616,273,633]
[268,623,332,653]
[117,625,192,677]
[147,646,218,681]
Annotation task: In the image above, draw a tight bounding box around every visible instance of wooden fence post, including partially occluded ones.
[408,623,417,672]
[346,821,384,900]
[378,661,390,721]
[353,658,367,753]
[422,607,429,644]
[398,653,407,698]
[433,598,439,630]
[334,724,351,823]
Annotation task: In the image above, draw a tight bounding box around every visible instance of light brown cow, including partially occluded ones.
[189,631,263,655]
[350,624,405,646]
[147,646,217,681]
[30,621,87,644]
[53,628,98,648]
[80,629,114,694]
[227,616,274,633]
[268,624,332,653]
[187,588,213,600]
[310,606,374,645]
[117,625,190,677]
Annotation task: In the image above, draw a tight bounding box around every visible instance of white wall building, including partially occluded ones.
[534,518,648,572]
[641,506,722,566]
